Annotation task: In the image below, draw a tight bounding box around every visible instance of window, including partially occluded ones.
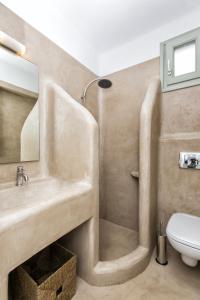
[160,27,200,92]
[174,41,196,77]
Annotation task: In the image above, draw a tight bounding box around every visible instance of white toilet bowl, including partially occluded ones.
[166,213,200,267]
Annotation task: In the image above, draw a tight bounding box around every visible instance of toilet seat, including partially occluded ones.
[166,213,200,250]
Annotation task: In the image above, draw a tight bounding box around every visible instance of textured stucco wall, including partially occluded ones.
[99,59,159,230]
[158,84,200,225]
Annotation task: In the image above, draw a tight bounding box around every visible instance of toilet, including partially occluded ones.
[166,213,200,267]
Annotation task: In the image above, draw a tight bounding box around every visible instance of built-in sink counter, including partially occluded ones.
[0,83,99,300]
[0,177,93,231]
[0,176,96,294]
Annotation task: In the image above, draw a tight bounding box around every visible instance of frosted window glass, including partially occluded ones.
[174,41,196,77]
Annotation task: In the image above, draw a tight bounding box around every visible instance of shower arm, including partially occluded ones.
[81,78,101,105]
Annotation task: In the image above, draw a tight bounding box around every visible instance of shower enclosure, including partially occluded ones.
[97,78,160,284]
[63,77,161,285]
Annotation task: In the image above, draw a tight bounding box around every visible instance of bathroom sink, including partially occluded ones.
[0,177,92,233]
[0,175,96,299]
[0,177,90,211]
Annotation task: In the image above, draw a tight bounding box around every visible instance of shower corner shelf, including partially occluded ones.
[131,171,139,179]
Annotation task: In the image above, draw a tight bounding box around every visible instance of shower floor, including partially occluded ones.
[99,218,138,261]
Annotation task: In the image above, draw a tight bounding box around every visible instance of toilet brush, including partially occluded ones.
[156,220,168,265]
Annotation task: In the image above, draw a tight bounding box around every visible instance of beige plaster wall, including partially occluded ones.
[159,85,200,225]
[0,3,97,183]
[99,59,159,230]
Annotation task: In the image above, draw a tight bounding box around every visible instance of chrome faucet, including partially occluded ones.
[16,166,29,186]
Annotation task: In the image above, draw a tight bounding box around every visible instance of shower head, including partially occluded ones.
[98,79,112,89]
[81,77,112,105]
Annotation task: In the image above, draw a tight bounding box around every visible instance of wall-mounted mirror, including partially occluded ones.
[0,47,39,163]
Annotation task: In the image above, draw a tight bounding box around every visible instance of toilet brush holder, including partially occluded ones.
[156,221,168,265]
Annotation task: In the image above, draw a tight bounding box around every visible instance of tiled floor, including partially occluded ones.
[74,246,200,300]
[99,219,138,260]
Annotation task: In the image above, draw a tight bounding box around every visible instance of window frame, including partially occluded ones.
[160,27,200,92]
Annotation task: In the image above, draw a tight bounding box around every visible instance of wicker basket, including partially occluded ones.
[11,243,76,300]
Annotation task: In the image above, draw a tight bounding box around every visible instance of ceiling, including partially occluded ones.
[53,0,200,51]
[2,0,200,75]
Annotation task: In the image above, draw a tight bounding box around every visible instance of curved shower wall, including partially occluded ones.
[139,78,160,251]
